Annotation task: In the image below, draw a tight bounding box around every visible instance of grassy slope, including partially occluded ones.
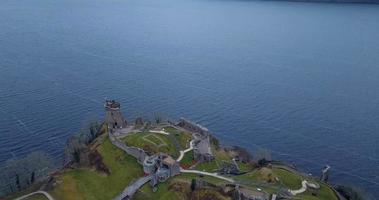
[194,144,252,173]
[134,173,229,200]
[163,126,192,150]
[297,182,339,200]
[50,135,143,200]
[123,132,179,158]
[236,167,338,200]
[180,150,195,168]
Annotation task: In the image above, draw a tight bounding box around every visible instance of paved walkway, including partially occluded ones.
[176,140,194,162]
[180,169,234,183]
[150,130,170,135]
[15,191,55,200]
[289,180,319,195]
[113,175,153,200]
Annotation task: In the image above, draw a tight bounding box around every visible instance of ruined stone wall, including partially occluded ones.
[109,133,147,164]
[177,118,209,136]
[105,109,127,129]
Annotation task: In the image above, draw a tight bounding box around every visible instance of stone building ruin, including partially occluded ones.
[105,100,127,129]
[177,118,215,162]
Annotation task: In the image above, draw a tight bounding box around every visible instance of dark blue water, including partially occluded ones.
[1,0,379,195]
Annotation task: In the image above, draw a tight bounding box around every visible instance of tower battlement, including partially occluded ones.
[104,100,127,129]
[105,100,121,110]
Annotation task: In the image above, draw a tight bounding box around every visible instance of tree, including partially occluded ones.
[153,112,166,125]
[30,171,35,184]
[191,179,196,191]
[335,185,374,200]
[15,174,21,191]
[0,152,53,196]
[64,121,102,166]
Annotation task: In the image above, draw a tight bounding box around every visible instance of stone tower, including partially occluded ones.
[104,100,127,129]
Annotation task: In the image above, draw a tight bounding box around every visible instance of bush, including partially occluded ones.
[64,122,103,166]
[335,185,373,200]
[0,152,53,197]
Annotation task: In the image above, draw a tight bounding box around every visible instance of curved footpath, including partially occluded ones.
[176,140,194,162]
[15,191,55,200]
[289,180,319,195]
[113,175,153,200]
[180,169,235,183]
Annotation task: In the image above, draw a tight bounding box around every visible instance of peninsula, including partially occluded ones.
[7,100,344,200]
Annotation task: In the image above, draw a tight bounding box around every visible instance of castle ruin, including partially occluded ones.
[105,100,127,129]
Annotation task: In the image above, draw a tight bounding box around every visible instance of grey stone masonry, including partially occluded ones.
[105,100,127,129]
[108,132,147,164]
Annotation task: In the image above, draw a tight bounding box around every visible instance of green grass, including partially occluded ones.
[134,173,229,200]
[194,146,233,172]
[195,160,220,172]
[235,167,302,189]
[235,167,338,200]
[163,126,192,150]
[145,134,165,145]
[296,182,339,200]
[176,173,228,186]
[123,132,179,158]
[273,168,303,189]
[180,150,195,168]
[50,135,143,200]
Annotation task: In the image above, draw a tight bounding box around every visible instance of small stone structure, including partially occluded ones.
[177,118,215,162]
[219,160,240,175]
[108,132,147,164]
[193,134,214,162]
[177,118,209,136]
[105,100,127,129]
[146,153,181,187]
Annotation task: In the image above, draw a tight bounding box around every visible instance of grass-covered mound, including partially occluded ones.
[122,132,180,158]
[235,167,338,200]
[50,133,143,200]
[163,126,192,150]
[180,150,195,168]
[194,144,254,173]
[134,173,231,200]
[297,182,339,200]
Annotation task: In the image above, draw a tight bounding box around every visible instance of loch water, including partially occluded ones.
[1,0,379,195]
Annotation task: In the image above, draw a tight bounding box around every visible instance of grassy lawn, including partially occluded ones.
[163,126,192,150]
[235,167,338,200]
[273,168,303,189]
[50,135,143,200]
[296,182,339,200]
[134,173,229,200]
[123,132,179,158]
[180,150,195,168]
[235,167,303,189]
[194,146,233,172]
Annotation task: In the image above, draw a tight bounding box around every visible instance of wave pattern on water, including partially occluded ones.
[1,0,379,196]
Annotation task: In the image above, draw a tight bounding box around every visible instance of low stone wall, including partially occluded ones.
[109,133,147,164]
[177,118,209,136]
